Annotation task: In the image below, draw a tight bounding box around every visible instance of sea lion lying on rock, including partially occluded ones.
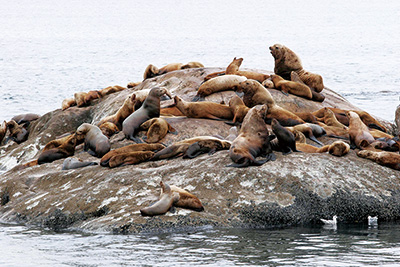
[5,120,29,144]
[228,105,276,168]
[270,74,312,100]
[227,95,250,124]
[183,139,232,159]
[106,151,155,168]
[62,157,98,170]
[193,75,247,101]
[140,118,177,143]
[11,113,40,125]
[62,98,77,110]
[174,96,233,120]
[357,150,400,171]
[99,122,119,138]
[347,111,375,149]
[37,133,80,164]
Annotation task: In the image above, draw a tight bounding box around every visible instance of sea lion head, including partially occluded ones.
[173,95,182,105]
[76,123,92,135]
[150,87,172,99]
[262,78,274,89]
[269,44,285,60]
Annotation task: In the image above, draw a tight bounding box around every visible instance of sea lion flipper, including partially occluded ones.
[208,148,217,155]
[87,150,97,157]
[191,95,205,102]
[281,91,289,96]
[266,152,276,161]
[309,136,324,146]
[235,91,244,97]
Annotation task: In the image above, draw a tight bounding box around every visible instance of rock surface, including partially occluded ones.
[0,68,399,234]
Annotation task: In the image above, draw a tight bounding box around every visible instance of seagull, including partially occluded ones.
[321,215,337,226]
[368,216,378,226]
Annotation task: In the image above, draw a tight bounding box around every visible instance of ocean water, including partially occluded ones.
[1,0,400,265]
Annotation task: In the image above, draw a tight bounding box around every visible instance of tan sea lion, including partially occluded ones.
[11,113,40,124]
[357,150,400,171]
[225,57,269,82]
[42,132,78,151]
[74,92,88,107]
[290,71,325,102]
[0,121,7,145]
[99,85,126,96]
[316,122,349,139]
[369,129,393,139]
[296,69,324,93]
[62,98,77,110]
[37,133,79,164]
[127,81,141,88]
[6,120,29,144]
[237,79,304,126]
[100,143,165,167]
[347,111,375,149]
[98,94,138,130]
[143,64,160,80]
[99,122,119,138]
[193,74,247,101]
[140,181,180,217]
[151,136,225,161]
[160,105,185,116]
[122,87,172,142]
[174,96,233,120]
[262,78,275,89]
[170,185,204,211]
[76,123,111,157]
[158,63,184,74]
[182,139,231,159]
[313,107,349,125]
[83,90,102,105]
[181,61,204,69]
[107,151,155,168]
[322,108,348,130]
[271,119,299,154]
[292,112,318,123]
[228,95,250,124]
[140,118,177,143]
[352,110,387,133]
[228,105,276,168]
[327,141,350,156]
[270,74,312,99]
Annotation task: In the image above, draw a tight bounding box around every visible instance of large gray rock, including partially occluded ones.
[0,68,398,234]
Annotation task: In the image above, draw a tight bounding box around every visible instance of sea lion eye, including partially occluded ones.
[275,47,279,49]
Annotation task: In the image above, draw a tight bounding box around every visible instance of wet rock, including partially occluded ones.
[0,68,398,234]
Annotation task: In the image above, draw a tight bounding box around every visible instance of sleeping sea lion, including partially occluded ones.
[174,96,233,120]
[76,123,110,157]
[140,118,177,143]
[107,151,155,168]
[290,71,325,102]
[270,74,312,100]
[182,139,231,159]
[37,133,79,164]
[181,61,204,69]
[11,113,40,125]
[99,122,119,138]
[6,120,29,144]
[170,185,204,211]
[193,75,247,101]
[99,85,126,96]
[62,98,77,110]
[357,150,400,171]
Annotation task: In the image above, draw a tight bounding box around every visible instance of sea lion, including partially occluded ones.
[76,123,111,157]
[98,94,138,130]
[127,81,141,88]
[42,132,77,151]
[181,61,204,69]
[160,104,185,116]
[262,78,275,89]
[99,85,126,96]
[327,141,350,157]
[11,113,40,125]
[122,87,172,142]
[369,129,393,139]
[140,181,180,216]
[316,122,349,139]
[347,111,375,149]
[270,74,312,100]
[100,143,165,167]
[271,119,299,154]
[170,185,204,211]
[62,157,98,170]
[99,122,119,138]
[237,79,304,126]
[228,95,250,124]
[296,69,324,93]
[83,90,102,105]
[286,124,324,145]
[158,63,184,74]
[193,75,247,101]
[313,107,349,125]
[62,98,77,110]
[143,64,160,80]
[6,120,29,144]
[228,105,276,168]
[174,96,233,120]
[151,136,225,161]
[321,108,348,130]
[0,121,7,145]
[37,133,79,164]
[290,71,325,102]
[292,112,318,123]
[107,151,155,168]
[140,118,177,143]
[357,150,400,171]
[74,92,88,107]
[352,110,387,133]
[293,129,307,143]
[225,57,269,82]
[182,139,231,159]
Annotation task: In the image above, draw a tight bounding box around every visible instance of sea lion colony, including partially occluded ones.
[2,44,399,217]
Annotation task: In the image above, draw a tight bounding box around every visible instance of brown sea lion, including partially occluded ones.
[327,141,350,157]
[271,119,299,154]
[369,129,393,139]
[42,132,77,151]
[11,113,40,125]
[160,105,185,116]
[140,118,177,143]
[122,87,172,142]
[316,122,349,139]
[140,181,180,216]
[99,85,126,96]
[193,75,247,101]
[225,57,269,82]
[143,64,160,80]
[296,69,324,93]
[174,96,233,120]
[292,112,318,123]
[37,133,79,164]
[0,121,7,145]
[182,139,231,159]
[203,71,226,81]
[181,61,204,69]
[238,79,304,126]
[262,78,275,89]
[74,92,88,107]
[290,71,325,102]
[228,95,250,124]
[127,81,141,88]
[6,120,29,144]
[270,74,312,99]
[99,122,119,138]
[322,108,348,130]
[170,185,204,211]
[100,143,165,167]
[269,44,303,80]
[107,151,155,168]
[352,110,387,133]
[62,157,98,170]
[313,107,349,125]
[158,63,184,74]
[347,111,375,149]
[83,90,102,104]
[151,136,225,161]
[62,98,77,110]
[357,150,400,171]
[76,123,111,157]
[98,94,138,130]
[228,105,276,168]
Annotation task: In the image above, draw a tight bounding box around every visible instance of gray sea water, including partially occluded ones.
[1,0,400,266]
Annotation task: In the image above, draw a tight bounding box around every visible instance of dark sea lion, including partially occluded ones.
[228,105,276,168]
[193,75,247,101]
[37,133,79,164]
[271,118,299,154]
[76,123,111,157]
[107,151,155,168]
[357,150,400,171]
[83,90,102,105]
[11,113,40,124]
[0,121,7,145]
[62,157,98,170]
[347,111,375,149]
[174,96,233,120]
[100,143,165,167]
[140,181,180,216]
[140,118,177,143]
[122,87,172,142]
[182,139,231,159]
[6,120,29,144]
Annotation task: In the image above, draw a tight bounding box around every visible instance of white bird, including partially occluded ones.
[368,216,378,226]
[321,215,337,226]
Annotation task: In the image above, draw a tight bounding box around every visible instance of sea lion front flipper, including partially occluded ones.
[87,150,98,157]
[281,91,289,96]
[208,148,217,155]
[265,152,276,161]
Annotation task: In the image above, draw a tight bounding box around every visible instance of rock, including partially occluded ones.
[396,104,400,135]
[0,68,398,234]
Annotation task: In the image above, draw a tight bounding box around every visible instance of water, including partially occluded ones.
[1,222,400,266]
[1,0,400,265]
[0,0,399,122]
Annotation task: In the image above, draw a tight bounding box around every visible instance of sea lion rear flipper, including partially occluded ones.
[309,136,324,146]
[265,152,276,161]
[87,150,97,157]
[368,123,386,132]
[281,91,289,96]
[191,95,205,102]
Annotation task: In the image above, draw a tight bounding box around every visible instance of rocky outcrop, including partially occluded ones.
[0,68,398,233]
